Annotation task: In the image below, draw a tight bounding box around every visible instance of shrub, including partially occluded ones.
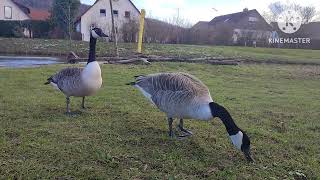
[24,20,52,38]
[0,20,51,38]
[0,21,24,37]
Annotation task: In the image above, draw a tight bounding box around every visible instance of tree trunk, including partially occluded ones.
[109,0,119,57]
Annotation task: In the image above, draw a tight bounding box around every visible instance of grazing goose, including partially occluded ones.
[127,72,253,161]
[45,27,108,113]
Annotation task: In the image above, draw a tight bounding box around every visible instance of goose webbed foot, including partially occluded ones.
[66,97,71,114]
[167,118,193,140]
[168,117,175,139]
[177,119,193,138]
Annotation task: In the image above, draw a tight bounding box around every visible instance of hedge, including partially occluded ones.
[0,20,51,38]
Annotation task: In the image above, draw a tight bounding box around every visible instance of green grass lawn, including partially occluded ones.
[0,62,319,179]
[1,37,320,64]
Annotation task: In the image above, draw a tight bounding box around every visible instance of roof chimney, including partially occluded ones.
[243,8,249,12]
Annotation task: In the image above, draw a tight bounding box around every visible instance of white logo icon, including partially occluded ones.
[277,10,302,34]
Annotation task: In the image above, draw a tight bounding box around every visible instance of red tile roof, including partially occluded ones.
[29,9,51,21]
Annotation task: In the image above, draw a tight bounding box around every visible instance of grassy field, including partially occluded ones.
[1,37,320,64]
[0,62,319,179]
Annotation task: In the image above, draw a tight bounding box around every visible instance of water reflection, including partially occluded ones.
[0,56,61,68]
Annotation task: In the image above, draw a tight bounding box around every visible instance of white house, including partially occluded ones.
[75,0,140,42]
[0,0,30,21]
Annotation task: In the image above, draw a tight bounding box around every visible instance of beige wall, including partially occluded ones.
[79,0,140,41]
[0,0,30,21]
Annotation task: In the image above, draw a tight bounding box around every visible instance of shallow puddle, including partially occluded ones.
[0,56,61,68]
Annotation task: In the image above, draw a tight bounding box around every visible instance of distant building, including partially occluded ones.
[191,21,209,30]
[75,0,140,42]
[302,22,320,41]
[190,21,215,44]
[192,9,273,46]
[0,0,30,21]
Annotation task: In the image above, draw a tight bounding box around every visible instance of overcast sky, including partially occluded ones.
[80,0,320,25]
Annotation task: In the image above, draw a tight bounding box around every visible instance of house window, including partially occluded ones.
[113,10,118,17]
[100,9,106,17]
[4,6,12,19]
[125,11,130,18]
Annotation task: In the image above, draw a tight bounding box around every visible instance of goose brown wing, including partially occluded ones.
[135,73,210,108]
[50,67,83,91]
[135,72,209,96]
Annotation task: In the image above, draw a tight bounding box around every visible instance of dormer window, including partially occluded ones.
[4,6,12,19]
[125,11,130,18]
[100,9,106,17]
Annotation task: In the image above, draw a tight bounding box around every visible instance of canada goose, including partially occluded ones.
[127,72,254,161]
[45,27,108,113]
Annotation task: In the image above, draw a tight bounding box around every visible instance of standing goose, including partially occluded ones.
[45,27,108,113]
[127,72,254,161]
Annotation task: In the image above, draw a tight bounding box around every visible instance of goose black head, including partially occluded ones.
[209,102,254,162]
[241,132,254,162]
[230,130,254,162]
[91,27,108,39]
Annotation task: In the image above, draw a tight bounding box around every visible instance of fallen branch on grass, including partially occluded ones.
[147,56,239,65]
[106,58,151,65]
[68,55,239,65]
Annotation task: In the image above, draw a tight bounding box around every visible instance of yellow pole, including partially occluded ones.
[137,9,146,53]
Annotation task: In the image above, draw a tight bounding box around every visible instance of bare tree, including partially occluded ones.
[264,1,318,24]
[300,6,316,23]
[51,0,80,39]
[121,19,139,42]
[109,0,119,57]
[142,8,192,44]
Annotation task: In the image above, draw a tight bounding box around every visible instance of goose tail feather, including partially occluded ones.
[126,82,136,86]
[134,75,145,78]
[126,75,146,85]
[44,77,53,85]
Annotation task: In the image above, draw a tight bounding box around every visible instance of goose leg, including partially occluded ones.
[178,119,193,137]
[66,97,71,113]
[168,117,174,138]
[81,97,85,109]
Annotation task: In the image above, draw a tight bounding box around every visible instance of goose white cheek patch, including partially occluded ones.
[91,30,99,38]
[230,131,243,150]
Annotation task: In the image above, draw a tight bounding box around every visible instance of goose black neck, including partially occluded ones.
[88,35,97,64]
[209,102,240,135]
